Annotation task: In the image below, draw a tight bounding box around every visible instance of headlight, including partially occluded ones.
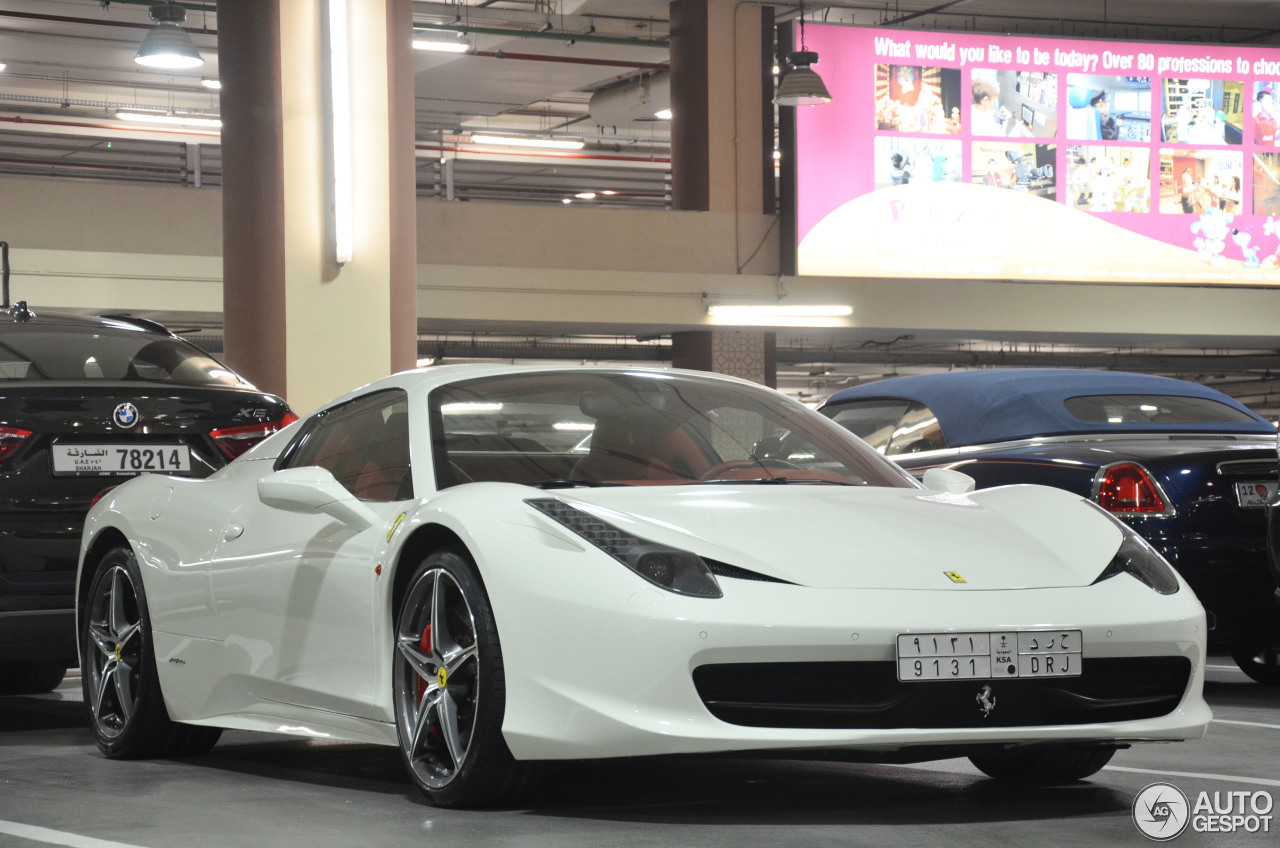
[1091,525,1181,595]
[526,498,722,598]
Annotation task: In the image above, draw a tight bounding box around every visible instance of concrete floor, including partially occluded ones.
[1,660,1277,848]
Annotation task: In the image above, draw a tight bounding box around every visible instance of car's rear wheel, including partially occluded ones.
[81,545,221,758]
[0,662,66,695]
[393,547,533,807]
[969,745,1117,783]
[1230,642,1280,685]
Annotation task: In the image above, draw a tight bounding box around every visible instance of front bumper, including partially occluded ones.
[484,538,1211,761]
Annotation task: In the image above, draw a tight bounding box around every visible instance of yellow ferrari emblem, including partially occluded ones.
[114,643,122,661]
[387,512,407,542]
[944,571,966,584]
[437,667,447,689]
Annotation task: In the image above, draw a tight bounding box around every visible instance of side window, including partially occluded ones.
[824,399,909,452]
[885,402,946,455]
[283,389,413,501]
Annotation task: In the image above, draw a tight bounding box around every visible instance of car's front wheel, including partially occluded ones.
[393,547,534,807]
[969,745,1117,783]
[1230,641,1280,685]
[81,545,221,758]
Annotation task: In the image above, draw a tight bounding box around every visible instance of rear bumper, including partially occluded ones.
[0,608,77,663]
[0,511,82,663]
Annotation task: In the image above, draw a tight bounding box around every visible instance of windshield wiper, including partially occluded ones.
[529,479,622,489]
[688,477,855,486]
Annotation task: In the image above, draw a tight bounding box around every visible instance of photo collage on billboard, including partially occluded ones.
[796,25,1280,283]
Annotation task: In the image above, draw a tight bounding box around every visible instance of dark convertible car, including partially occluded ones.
[820,369,1280,683]
[0,302,294,694]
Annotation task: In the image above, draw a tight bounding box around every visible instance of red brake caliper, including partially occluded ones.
[416,624,432,702]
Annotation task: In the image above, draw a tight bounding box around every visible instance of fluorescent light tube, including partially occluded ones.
[470,135,585,150]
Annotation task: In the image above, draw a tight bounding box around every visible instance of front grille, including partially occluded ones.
[692,657,1191,729]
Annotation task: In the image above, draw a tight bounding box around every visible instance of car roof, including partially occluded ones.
[1,306,176,337]
[822,368,1277,444]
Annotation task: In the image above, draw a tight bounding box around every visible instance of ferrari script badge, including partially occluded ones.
[976,684,997,717]
[113,402,139,429]
[437,667,447,690]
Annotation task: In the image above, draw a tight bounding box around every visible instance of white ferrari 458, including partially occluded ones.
[77,365,1210,806]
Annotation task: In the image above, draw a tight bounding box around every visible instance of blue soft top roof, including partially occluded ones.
[824,369,1276,445]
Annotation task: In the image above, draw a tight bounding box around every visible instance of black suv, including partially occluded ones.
[0,302,293,694]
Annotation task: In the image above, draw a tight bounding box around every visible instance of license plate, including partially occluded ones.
[1235,481,1274,508]
[52,444,191,477]
[896,630,1083,682]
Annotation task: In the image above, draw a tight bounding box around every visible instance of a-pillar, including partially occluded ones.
[672,331,777,389]
[218,0,417,414]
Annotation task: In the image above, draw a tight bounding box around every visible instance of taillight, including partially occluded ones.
[209,412,298,461]
[1094,462,1170,515]
[0,426,31,464]
[91,486,118,508]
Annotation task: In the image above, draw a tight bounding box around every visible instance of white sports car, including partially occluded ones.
[77,365,1211,807]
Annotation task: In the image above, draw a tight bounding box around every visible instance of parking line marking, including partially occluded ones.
[1104,766,1280,788]
[0,821,147,848]
[1205,664,1247,672]
[1212,718,1280,730]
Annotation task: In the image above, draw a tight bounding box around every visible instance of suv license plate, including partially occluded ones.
[52,445,191,477]
[896,630,1083,682]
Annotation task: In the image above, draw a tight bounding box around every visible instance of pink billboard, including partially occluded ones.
[796,25,1280,285]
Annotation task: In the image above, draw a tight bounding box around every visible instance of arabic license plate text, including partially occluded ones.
[1235,481,1274,508]
[52,445,191,476]
[896,630,1083,681]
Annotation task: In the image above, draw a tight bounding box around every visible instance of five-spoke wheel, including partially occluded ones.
[80,546,220,758]
[84,558,144,740]
[393,548,531,807]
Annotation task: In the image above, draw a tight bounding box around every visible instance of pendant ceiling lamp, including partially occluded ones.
[135,2,204,70]
[774,10,831,107]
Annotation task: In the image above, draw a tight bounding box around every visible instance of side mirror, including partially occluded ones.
[922,467,976,494]
[258,466,379,531]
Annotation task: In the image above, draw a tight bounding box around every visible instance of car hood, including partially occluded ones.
[544,483,1123,591]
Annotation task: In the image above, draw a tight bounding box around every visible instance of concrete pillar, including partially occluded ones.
[669,0,774,214]
[672,330,777,388]
[218,0,417,414]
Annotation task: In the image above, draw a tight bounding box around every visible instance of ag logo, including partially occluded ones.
[1133,782,1190,841]
[112,402,139,429]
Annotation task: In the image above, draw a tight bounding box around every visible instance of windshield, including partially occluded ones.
[0,323,251,387]
[430,371,916,489]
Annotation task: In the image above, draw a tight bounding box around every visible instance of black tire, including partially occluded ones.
[1230,642,1280,685]
[0,662,67,695]
[969,745,1117,783]
[392,547,534,807]
[81,545,221,759]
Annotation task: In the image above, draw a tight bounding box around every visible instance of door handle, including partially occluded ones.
[222,522,244,542]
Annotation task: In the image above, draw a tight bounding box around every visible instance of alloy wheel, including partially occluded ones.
[85,564,143,737]
[394,567,481,789]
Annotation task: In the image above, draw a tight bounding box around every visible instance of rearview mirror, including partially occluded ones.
[922,467,976,494]
[258,466,379,531]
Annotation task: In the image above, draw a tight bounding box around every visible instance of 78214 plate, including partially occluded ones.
[896,630,1082,682]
